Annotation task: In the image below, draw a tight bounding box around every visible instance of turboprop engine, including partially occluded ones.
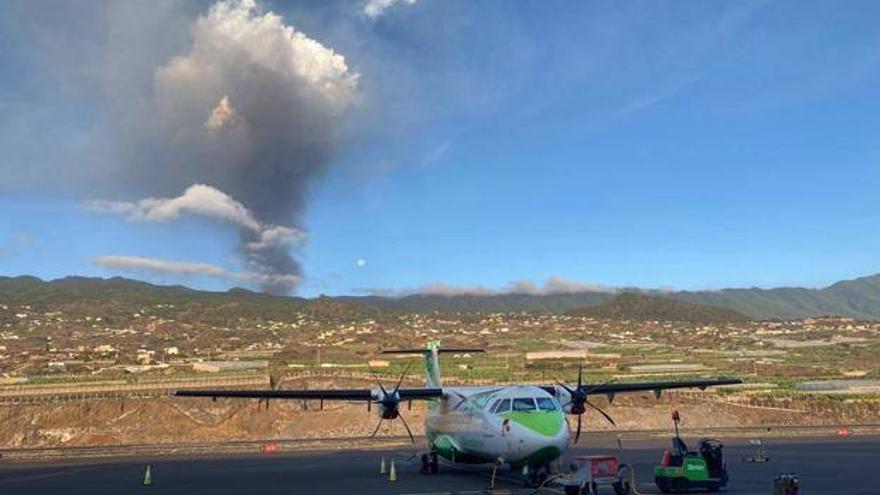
[367,364,415,442]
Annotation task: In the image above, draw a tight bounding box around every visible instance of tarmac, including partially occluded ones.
[1,435,878,494]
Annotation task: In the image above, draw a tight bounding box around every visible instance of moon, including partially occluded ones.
[356,258,366,267]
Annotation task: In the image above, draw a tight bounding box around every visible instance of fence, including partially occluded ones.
[0,374,269,404]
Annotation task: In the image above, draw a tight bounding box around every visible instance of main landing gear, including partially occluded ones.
[524,463,553,488]
[420,452,439,474]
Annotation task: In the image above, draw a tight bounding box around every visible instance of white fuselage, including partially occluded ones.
[421,385,570,467]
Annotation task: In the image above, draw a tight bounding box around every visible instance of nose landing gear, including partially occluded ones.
[420,452,439,474]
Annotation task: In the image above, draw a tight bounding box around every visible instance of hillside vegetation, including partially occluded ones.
[566,293,751,323]
[0,276,384,326]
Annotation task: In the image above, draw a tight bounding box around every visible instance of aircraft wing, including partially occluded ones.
[580,377,741,396]
[540,377,742,399]
[175,387,443,400]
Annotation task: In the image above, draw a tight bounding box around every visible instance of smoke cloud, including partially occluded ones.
[78,0,359,294]
[360,277,614,297]
[86,184,306,292]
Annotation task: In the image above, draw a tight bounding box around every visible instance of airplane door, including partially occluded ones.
[502,418,517,457]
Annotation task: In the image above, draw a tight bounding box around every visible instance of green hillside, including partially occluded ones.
[566,292,751,323]
[671,273,880,320]
[0,276,384,325]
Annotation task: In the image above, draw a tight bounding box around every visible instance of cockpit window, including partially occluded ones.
[536,397,558,411]
[493,398,512,414]
[512,398,536,411]
[487,398,501,412]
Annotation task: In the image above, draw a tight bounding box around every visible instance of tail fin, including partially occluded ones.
[382,341,484,388]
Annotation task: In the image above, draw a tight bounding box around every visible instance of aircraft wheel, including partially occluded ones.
[655,478,671,493]
[673,478,689,493]
[534,469,549,487]
[564,486,581,495]
[429,452,439,474]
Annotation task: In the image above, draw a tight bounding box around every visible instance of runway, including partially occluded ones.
[1,435,878,494]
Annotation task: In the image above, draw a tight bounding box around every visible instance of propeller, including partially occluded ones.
[557,364,616,443]
[368,363,415,444]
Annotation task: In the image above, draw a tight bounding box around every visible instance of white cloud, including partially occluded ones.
[85,184,308,293]
[95,254,301,287]
[158,0,358,116]
[95,255,229,277]
[364,0,419,19]
[84,184,305,248]
[85,183,260,230]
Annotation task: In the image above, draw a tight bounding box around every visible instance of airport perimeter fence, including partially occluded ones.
[0,374,270,404]
[2,368,879,419]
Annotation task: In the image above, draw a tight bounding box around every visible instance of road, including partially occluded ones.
[1,435,878,494]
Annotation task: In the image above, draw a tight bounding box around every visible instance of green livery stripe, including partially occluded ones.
[512,446,563,468]
[431,434,495,464]
[500,411,564,437]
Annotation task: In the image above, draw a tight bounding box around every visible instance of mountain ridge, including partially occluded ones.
[1,272,880,320]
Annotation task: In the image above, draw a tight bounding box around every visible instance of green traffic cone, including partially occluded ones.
[380,457,386,474]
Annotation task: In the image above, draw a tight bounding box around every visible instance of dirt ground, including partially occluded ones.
[2,388,876,449]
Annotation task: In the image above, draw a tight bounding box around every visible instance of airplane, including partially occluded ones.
[176,341,741,483]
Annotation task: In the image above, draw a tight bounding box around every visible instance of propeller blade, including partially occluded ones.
[556,381,575,394]
[575,413,582,443]
[577,364,583,388]
[398,413,415,444]
[370,419,384,438]
[586,399,616,426]
[393,363,412,393]
[367,363,388,396]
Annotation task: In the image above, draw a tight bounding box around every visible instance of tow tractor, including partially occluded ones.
[654,411,728,493]
[555,455,633,495]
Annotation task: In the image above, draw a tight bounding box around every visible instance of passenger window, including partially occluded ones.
[513,398,536,411]
[494,399,511,414]
[536,397,558,411]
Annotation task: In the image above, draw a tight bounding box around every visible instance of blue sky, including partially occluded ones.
[1,0,879,296]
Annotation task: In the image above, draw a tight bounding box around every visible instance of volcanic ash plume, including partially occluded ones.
[109,0,359,294]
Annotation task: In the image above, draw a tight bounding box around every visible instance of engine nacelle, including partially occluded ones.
[373,389,401,419]
[379,405,399,420]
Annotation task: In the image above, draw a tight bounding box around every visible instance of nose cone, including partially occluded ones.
[504,410,569,465]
